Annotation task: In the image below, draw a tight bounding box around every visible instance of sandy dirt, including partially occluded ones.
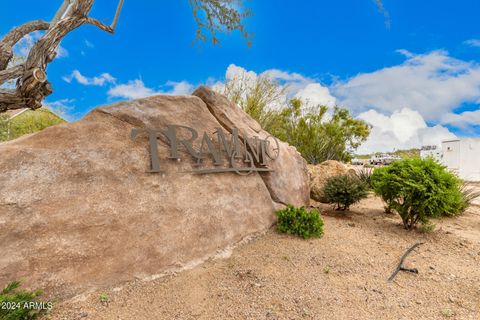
[46,196,480,320]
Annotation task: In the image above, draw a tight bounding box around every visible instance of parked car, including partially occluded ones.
[351,158,364,165]
[369,154,401,165]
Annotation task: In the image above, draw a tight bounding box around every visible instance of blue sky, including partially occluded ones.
[2,0,480,153]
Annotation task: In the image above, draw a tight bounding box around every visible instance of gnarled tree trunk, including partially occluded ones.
[0,0,124,112]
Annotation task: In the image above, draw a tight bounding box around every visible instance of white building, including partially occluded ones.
[442,138,480,182]
[420,145,442,163]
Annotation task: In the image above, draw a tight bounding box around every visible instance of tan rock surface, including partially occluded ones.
[193,86,310,207]
[0,92,305,298]
[308,160,351,203]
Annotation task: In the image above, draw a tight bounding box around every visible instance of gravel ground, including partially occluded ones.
[45,196,480,320]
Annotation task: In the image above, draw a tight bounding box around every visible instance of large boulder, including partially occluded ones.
[308,160,353,203]
[0,89,309,298]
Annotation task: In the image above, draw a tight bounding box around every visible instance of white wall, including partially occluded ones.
[420,148,442,162]
[442,139,480,181]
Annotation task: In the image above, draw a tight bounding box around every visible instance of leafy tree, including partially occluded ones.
[276,99,370,164]
[371,158,465,230]
[1,108,65,142]
[220,74,371,164]
[222,73,286,130]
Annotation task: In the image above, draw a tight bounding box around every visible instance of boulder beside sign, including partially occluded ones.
[0,87,309,298]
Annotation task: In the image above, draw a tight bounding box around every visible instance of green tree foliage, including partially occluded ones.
[371,158,465,230]
[273,99,371,164]
[0,108,65,142]
[219,75,371,164]
[0,281,51,320]
[322,174,369,211]
[276,205,324,239]
[223,73,286,130]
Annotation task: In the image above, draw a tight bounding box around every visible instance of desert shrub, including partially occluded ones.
[0,281,51,320]
[459,182,480,213]
[356,168,374,190]
[276,205,324,239]
[371,158,464,230]
[369,167,396,213]
[322,174,369,211]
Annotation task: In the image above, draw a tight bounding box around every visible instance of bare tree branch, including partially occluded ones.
[189,0,252,46]
[0,0,115,111]
[51,0,75,25]
[85,18,114,33]
[0,20,50,70]
[0,89,26,112]
[0,20,50,48]
[111,0,125,30]
[0,65,24,84]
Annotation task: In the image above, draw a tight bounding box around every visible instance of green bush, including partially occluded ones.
[0,281,51,320]
[276,205,324,239]
[322,174,369,211]
[356,168,374,190]
[369,167,396,213]
[371,158,465,230]
[459,182,480,213]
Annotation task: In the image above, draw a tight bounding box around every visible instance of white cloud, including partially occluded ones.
[219,63,459,153]
[63,70,116,86]
[44,99,76,121]
[216,64,335,110]
[165,80,195,95]
[263,69,307,82]
[107,79,196,100]
[357,108,457,153]
[84,39,95,48]
[464,39,480,47]
[441,108,480,128]
[13,32,42,57]
[107,80,157,99]
[294,83,336,108]
[333,50,480,122]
